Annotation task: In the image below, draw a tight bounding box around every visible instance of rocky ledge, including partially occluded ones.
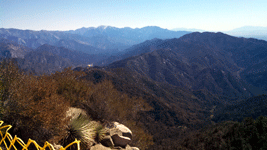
[93,122,139,150]
[59,107,140,150]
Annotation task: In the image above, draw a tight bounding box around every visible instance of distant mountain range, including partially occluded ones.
[0,39,108,74]
[0,26,191,73]
[0,26,190,55]
[224,26,267,41]
[0,28,111,54]
[226,26,267,36]
[2,27,267,149]
[67,26,190,46]
[173,26,267,41]
[171,27,206,32]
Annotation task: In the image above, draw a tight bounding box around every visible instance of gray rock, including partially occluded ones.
[100,135,114,148]
[109,122,132,147]
[111,134,131,148]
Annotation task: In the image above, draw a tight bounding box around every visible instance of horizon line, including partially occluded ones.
[1,25,267,32]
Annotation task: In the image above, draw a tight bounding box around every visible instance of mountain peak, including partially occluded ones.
[179,31,235,41]
[98,25,110,30]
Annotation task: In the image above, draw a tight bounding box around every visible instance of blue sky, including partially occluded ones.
[1,0,267,31]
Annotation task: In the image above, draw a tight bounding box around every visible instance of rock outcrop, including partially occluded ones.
[100,135,114,147]
[110,122,132,148]
[92,122,138,150]
[64,108,139,150]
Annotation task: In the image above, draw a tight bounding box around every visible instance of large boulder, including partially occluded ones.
[110,122,132,148]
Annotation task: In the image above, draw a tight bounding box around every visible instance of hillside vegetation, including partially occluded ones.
[179,116,267,150]
[213,94,267,122]
[0,60,153,149]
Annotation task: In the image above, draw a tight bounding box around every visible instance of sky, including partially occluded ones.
[1,0,267,31]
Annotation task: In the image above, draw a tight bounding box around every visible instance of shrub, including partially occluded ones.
[3,72,70,144]
[180,116,267,150]
[52,68,93,106]
[80,80,154,149]
[61,114,102,149]
[0,60,21,117]
[82,80,152,123]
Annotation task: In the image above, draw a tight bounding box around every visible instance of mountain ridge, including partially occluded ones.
[0,39,108,74]
[103,32,267,100]
[0,26,190,55]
